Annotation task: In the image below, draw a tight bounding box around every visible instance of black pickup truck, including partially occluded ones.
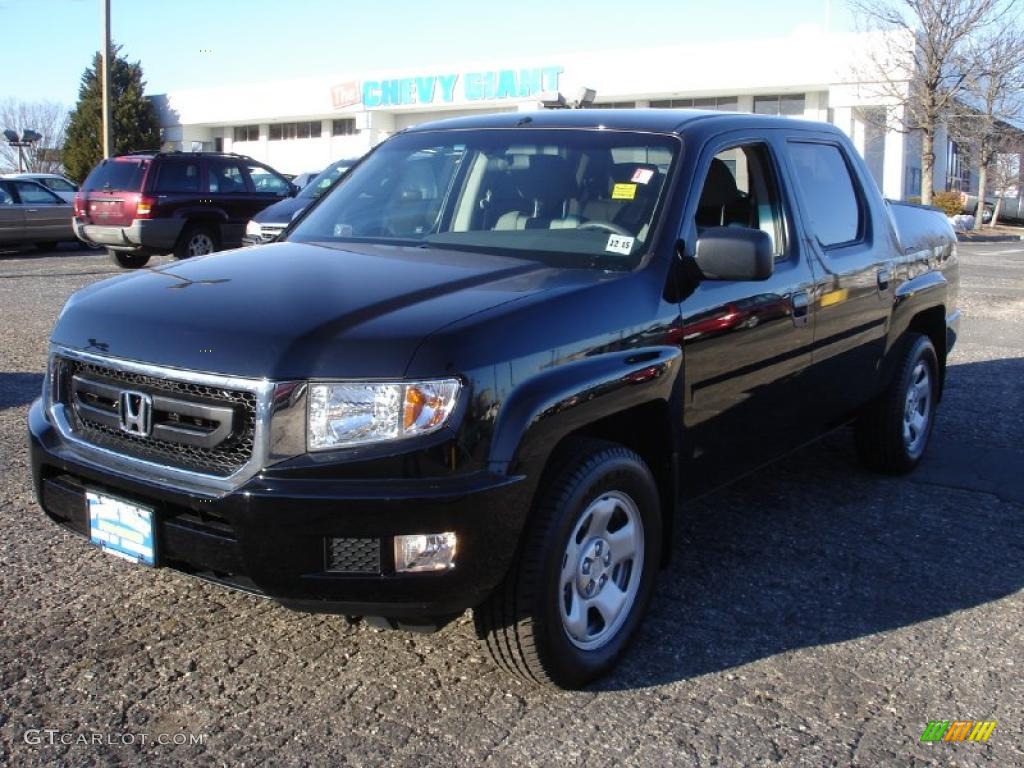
[28,110,959,688]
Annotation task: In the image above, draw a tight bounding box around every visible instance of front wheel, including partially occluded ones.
[855,333,939,474]
[474,439,662,688]
[173,223,218,259]
[109,250,151,269]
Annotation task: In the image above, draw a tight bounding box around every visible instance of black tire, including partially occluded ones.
[173,222,218,259]
[855,333,939,474]
[35,242,58,251]
[474,439,662,688]
[109,250,151,269]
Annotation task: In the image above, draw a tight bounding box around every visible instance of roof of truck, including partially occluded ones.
[406,108,836,136]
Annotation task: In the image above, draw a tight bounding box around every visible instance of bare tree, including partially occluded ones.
[947,26,1024,227]
[848,0,1016,205]
[986,140,1023,226]
[0,99,69,174]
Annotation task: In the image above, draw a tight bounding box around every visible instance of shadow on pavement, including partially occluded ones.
[598,356,1024,690]
[0,372,43,411]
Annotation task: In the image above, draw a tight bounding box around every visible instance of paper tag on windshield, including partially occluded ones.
[333,223,353,237]
[611,183,637,200]
[605,234,634,255]
[631,168,655,184]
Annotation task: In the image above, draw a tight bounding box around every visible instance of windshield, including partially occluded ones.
[82,159,146,192]
[298,160,355,201]
[288,130,679,270]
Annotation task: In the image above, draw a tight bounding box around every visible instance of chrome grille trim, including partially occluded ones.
[46,345,279,496]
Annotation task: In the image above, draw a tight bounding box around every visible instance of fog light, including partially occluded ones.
[394,532,457,573]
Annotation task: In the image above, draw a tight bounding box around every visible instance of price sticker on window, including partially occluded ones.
[605,234,635,255]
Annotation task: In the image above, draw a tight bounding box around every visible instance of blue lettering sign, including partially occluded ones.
[362,81,381,108]
[464,72,484,101]
[357,66,561,107]
[438,74,458,102]
[541,66,563,91]
[415,76,437,104]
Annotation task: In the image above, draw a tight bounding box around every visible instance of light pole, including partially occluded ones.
[101,0,112,158]
[3,128,42,172]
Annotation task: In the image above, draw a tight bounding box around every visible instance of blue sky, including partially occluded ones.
[2,0,853,106]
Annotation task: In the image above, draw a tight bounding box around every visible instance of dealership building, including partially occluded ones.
[153,30,972,201]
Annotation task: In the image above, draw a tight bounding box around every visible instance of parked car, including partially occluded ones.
[72,151,297,268]
[29,110,959,688]
[243,158,359,245]
[0,178,74,249]
[2,173,79,203]
[290,170,322,190]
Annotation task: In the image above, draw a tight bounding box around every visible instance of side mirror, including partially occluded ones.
[692,227,774,281]
[288,183,299,197]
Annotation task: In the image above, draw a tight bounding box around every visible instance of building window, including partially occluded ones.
[332,118,358,136]
[590,101,635,109]
[753,94,806,117]
[650,96,737,111]
[269,121,323,141]
[232,125,259,142]
[651,98,693,108]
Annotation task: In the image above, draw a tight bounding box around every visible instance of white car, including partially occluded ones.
[1,173,79,203]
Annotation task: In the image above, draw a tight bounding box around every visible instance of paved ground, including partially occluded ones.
[0,242,1021,767]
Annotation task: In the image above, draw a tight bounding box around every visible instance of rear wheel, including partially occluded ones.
[474,439,661,688]
[855,333,938,474]
[174,223,218,259]
[109,250,151,269]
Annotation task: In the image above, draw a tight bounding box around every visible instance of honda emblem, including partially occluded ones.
[118,390,153,437]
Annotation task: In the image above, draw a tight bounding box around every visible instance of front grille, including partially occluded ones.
[259,225,284,242]
[326,537,381,574]
[58,358,257,477]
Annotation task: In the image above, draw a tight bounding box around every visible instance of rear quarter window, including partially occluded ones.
[82,160,147,192]
[787,142,863,247]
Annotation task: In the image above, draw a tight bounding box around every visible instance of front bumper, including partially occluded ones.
[74,218,184,253]
[28,398,529,622]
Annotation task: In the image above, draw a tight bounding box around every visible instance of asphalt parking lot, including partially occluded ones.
[0,241,1021,767]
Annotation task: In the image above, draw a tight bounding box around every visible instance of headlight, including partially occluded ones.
[245,220,262,238]
[307,379,460,451]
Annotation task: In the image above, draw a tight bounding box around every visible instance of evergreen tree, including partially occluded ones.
[63,45,161,182]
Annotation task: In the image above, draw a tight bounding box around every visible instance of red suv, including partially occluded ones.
[73,152,297,268]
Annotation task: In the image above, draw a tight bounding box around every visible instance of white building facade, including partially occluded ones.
[153,30,945,201]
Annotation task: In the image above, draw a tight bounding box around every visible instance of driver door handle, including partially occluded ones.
[791,291,809,327]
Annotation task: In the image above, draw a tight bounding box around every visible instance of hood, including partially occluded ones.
[52,241,579,380]
[253,196,309,225]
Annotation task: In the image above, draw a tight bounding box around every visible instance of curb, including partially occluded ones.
[956,234,1024,243]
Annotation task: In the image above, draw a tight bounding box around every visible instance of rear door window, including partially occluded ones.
[82,160,146,192]
[13,181,63,204]
[208,162,247,194]
[244,163,291,196]
[787,142,863,247]
[154,161,200,194]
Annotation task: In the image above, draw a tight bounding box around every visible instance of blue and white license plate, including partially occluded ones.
[86,491,156,567]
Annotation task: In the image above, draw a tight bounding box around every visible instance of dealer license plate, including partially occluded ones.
[86,491,156,567]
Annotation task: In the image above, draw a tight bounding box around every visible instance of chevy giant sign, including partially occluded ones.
[331,66,563,109]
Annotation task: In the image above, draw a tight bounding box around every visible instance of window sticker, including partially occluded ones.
[605,234,635,255]
[612,183,637,200]
[333,223,353,237]
[631,168,655,184]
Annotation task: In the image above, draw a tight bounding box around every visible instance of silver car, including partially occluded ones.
[0,178,74,249]
[1,173,79,203]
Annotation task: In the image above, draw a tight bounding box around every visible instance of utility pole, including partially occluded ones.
[101,0,112,158]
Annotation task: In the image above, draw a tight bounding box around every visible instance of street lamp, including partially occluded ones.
[3,128,42,172]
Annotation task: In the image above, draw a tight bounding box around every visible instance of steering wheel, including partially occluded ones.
[578,220,633,237]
